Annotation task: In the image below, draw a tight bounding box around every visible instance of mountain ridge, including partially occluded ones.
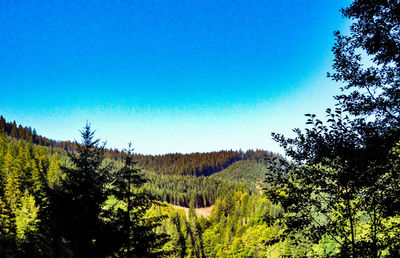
[0,115,281,177]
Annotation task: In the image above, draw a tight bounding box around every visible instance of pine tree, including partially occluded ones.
[15,139,25,169]
[10,126,18,138]
[15,190,40,252]
[0,197,12,256]
[0,116,6,132]
[56,124,109,257]
[0,132,8,190]
[29,159,47,205]
[34,146,49,176]
[0,131,7,171]
[4,168,23,214]
[47,153,63,189]
[170,212,186,258]
[100,144,169,257]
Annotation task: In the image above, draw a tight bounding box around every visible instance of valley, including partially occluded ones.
[0,117,292,257]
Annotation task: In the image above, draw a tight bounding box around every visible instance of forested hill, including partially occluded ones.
[136,149,279,176]
[142,160,270,208]
[0,115,76,152]
[0,115,282,177]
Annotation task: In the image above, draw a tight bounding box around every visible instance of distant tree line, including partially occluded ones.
[136,149,277,177]
[0,116,75,152]
[0,115,280,177]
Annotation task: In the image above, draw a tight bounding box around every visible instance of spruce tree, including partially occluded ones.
[15,189,40,255]
[0,196,12,256]
[47,153,63,189]
[4,167,23,214]
[100,144,169,257]
[0,132,8,191]
[56,124,109,257]
[170,212,186,258]
[0,131,7,172]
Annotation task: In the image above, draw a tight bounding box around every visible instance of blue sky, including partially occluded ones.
[0,0,350,155]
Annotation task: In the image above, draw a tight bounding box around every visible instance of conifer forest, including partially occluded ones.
[1,0,400,257]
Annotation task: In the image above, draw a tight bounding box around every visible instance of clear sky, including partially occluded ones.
[0,0,350,155]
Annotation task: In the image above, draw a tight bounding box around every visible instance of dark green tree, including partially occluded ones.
[266,0,400,257]
[170,212,187,258]
[0,196,12,257]
[98,144,169,257]
[0,130,7,176]
[329,0,400,126]
[56,124,110,257]
[266,111,400,256]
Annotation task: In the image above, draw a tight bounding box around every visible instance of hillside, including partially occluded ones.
[0,115,275,210]
[0,115,280,177]
[0,118,292,257]
[210,160,268,189]
[142,160,270,208]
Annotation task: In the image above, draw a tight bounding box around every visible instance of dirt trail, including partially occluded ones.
[172,205,214,218]
[255,181,263,194]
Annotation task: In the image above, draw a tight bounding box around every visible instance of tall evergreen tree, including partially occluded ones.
[0,131,7,171]
[56,124,109,257]
[15,189,41,256]
[47,153,63,189]
[100,144,169,257]
[0,196,12,256]
[4,167,23,215]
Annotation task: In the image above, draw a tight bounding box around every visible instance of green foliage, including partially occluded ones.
[4,165,23,214]
[0,115,76,152]
[0,115,309,257]
[267,108,400,256]
[15,190,40,247]
[0,135,53,256]
[47,153,64,189]
[0,115,279,177]
[0,123,172,257]
[266,0,400,256]
[54,124,111,256]
[99,144,170,257]
[0,196,12,255]
[142,160,275,209]
[0,130,8,177]
[146,190,288,257]
[210,160,269,191]
[136,150,272,177]
[144,156,304,257]
[202,191,286,257]
[142,170,247,208]
[329,0,400,126]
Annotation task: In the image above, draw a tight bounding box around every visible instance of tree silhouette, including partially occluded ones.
[56,123,110,257]
[266,0,400,256]
[96,143,170,257]
[329,0,400,127]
